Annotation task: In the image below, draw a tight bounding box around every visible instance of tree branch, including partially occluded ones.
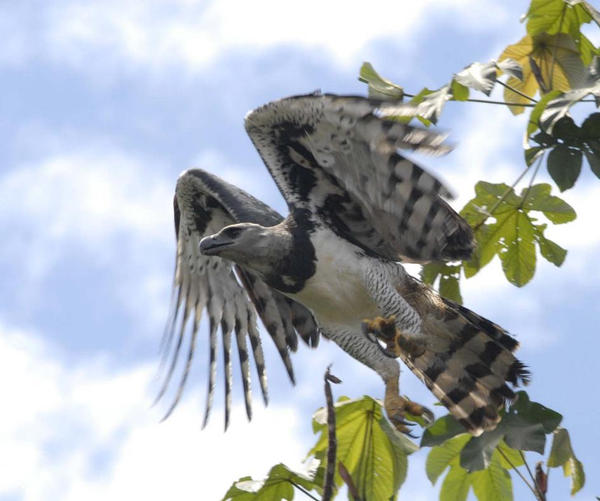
[322,366,342,501]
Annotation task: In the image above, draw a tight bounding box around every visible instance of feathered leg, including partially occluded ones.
[361,316,434,434]
[323,324,431,435]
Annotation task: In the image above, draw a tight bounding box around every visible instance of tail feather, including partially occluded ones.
[401,295,529,435]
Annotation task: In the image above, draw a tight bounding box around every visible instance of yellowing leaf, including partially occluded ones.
[547,427,585,495]
[499,33,586,114]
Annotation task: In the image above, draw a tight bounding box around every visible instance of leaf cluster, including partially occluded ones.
[361,0,599,302]
[423,392,584,500]
[222,393,584,501]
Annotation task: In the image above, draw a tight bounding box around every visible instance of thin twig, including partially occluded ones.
[287,480,320,501]
[519,150,546,208]
[520,451,547,501]
[498,80,539,103]
[496,447,540,500]
[322,366,342,501]
[402,91,597,106]
[402,92,538,107]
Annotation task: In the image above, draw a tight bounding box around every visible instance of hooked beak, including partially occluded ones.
[199,234,235,255]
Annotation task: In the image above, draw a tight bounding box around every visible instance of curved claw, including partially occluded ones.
[391,417,415,427]
[421,407,435,425]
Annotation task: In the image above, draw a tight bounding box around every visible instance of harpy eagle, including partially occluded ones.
[161,93,529,436]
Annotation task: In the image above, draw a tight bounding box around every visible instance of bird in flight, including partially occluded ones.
[159,93,529,436]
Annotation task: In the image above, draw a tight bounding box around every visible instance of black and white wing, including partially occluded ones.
[160,168,319,429]
[245,93,474,262]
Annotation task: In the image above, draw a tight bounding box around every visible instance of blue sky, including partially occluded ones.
[1,1,599,500]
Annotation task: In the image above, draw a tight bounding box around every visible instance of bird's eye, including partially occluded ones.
[223,227,243,239]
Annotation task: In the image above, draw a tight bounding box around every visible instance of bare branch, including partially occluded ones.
[322,365,342,501]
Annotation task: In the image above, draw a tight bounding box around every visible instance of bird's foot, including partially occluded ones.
[362,315,426,360]
[384,391,434,436]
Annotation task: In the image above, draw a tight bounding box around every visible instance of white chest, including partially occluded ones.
[289,230,380,326]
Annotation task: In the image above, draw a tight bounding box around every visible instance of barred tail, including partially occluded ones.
[403,298,530,436]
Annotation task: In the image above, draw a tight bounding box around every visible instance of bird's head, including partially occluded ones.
[199,222,287,276]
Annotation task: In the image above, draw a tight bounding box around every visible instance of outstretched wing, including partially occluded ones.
[161,168,319,429]
[245,93,474,262]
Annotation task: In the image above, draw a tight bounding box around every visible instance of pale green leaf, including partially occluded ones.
[440,465,471,501]
[222,463,318,501]
[496,441,525,470]
[498,211,536,287]
[310,396,416,501]
[359,62,404,100]
[426,434,470,484]
[470,453,513,501]
[451,79,470,101]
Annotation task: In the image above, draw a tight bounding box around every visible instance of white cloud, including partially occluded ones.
[0,320,309,501]
[0,145,177,331]
[3,0,513,74]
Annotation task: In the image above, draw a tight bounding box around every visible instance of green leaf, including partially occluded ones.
[547,144,583,191]
[421,261,444,285]
[454,61,497,96]
[460,182,574,283]
[547,427,572,467]
[521,183,576,223]
[421,414,465,447]
[496,441,525,470]
[525,0,592,37]
[309,396,417,501]
[451,79,470,101]
[439,274,463,304]
[581,112,600,138]
[524,0,597,63]
[426,434,471,484]
[525,146,544,166]
[498,211,536,287]
[222,464,318,501]
[440,464,471,501]
[584,146,600,178]
[552,116,582,144]
[547,428,585,494]
[421,263,463,304]
[460,427,504,472]
[501,392,562,454]
[359,62,404,100]
[533,224,567,266]
[470,452,513,501]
